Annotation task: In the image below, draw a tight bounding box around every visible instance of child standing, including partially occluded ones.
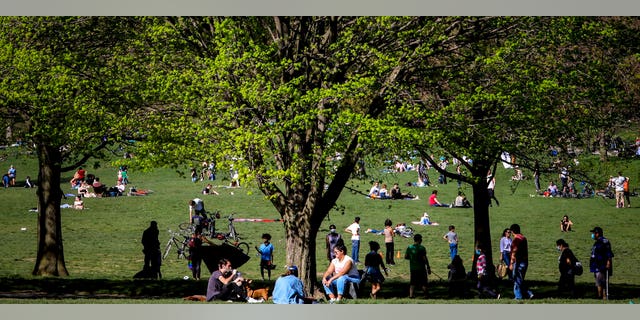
[476,245,500,299]
[364,241,388,299]
[443,225,458,260]
[383,219,396,265]
[256,233,274,280]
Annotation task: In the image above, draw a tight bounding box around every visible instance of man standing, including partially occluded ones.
[141,221,161,279]
[345,217,361,264]
[614,172,626,208]
[509,223,534,300]
[405,234,431,298]
[589,227,614,301]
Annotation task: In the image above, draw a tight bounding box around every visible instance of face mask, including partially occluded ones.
[330,229,336,233]
[591,233,595,240]
[556,246,561,252]
[475,249,481,255]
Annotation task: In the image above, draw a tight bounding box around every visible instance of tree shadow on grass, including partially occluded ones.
[1,277,638,302]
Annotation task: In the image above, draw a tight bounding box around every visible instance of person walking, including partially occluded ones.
[405,234,431,298]
[363,241,388,299]
[443,225,458,261]
[345,216,361,264]
[141,221,162,279]
[556,239,578,298]
[589,226,614,301]
[509,223,533,300]
[325,224,342,262]
[256,233,274,281]
[487,170,500,207]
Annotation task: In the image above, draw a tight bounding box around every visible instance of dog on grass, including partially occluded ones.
[244,279,270,301]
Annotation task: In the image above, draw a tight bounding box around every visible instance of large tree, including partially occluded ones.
[130,17,504,292]
[0,17,152,275]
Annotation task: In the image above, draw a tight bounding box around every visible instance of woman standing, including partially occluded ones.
[556,239,577,298]
[363,241,388,299]
[499,228,512,280]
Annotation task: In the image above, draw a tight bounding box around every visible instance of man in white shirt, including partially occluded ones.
[189,198,205,223]
[345,216,361,263]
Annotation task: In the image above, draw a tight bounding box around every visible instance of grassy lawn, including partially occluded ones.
[1,148,639,303]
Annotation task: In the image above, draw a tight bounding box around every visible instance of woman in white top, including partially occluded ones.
[321,243,361,303]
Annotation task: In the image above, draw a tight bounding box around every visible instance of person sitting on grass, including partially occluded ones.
[73,196,84,210]
[390,183,418,200]
[411,212,439,226]
[272,265,305,304]
[428,190,450,207]
[560,215,573,232]
[453,191,472,208]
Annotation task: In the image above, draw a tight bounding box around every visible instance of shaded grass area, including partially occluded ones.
[1,277,639,304]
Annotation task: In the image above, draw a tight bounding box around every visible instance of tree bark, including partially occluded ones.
[32,144,69,276]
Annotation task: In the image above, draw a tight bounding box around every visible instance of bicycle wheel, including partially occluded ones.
[178,222,193,231]
[235,242,250,255]
[162,238,174,260]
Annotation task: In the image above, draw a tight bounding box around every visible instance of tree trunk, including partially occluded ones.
[282,205,321,295]
[471,183,494,264]
[32,144,69,276]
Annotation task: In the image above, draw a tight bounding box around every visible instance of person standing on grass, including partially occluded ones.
[499,228,513,281]
[443,225,458,261]
[509,223,533,300]
[614,171,626,208]
[188,230,213,281]
[345,216,361,264]
[256,233,274,281]
[363,241,388,299]
[325,224,342,262]
[7,165,16,187]
[589,226,614,301]
[383,218,396,265]
[405,233,431,298]
[487,170,500,207]
[623,177,631,208]
[141,221,162,279]
[556,239,577,298]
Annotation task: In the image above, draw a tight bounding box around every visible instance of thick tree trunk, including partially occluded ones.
[283,206,320,296]
[32,144,69,276]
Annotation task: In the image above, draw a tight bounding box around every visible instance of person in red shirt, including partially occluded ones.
[509,223,534,300]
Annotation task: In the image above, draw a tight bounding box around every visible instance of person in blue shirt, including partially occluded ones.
[589,226,614,301]
[272,265,305,304]
[256,233,274,280]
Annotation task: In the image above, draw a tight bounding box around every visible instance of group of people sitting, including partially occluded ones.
[71,167,128,198]
[428,190,472,208]
[367,182,418,200]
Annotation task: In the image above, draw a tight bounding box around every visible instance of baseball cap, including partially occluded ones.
[590,226,603,234]
[288,265,298,272]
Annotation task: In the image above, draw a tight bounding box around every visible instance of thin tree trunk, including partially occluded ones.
[32,144,69,276]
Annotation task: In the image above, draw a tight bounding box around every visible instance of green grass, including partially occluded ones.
[1,148,639,303]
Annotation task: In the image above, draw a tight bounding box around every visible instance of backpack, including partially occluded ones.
[573,260,583,276]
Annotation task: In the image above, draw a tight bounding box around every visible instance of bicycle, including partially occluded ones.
[179,210,220,237]
[162,229,190,260]
[178,212,250,254]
